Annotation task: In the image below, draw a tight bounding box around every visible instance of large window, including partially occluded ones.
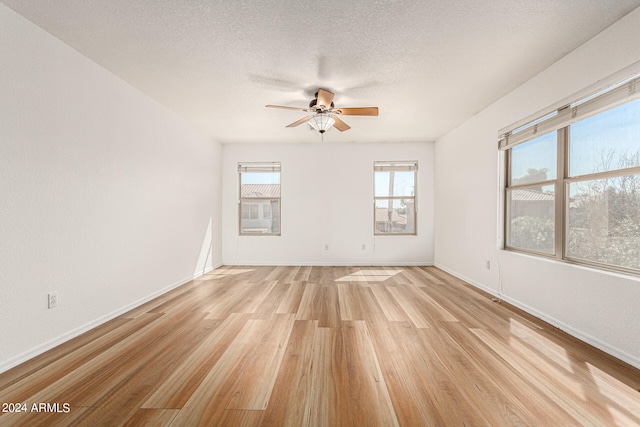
[374,161,417,235]
[238,162,281,235]
[501,74,640,274]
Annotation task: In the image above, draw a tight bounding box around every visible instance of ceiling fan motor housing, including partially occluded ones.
[309,98,334,110]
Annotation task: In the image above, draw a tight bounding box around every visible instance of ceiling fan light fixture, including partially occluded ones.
[308,113,335,133]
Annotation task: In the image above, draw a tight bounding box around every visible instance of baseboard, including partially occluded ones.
[434,263,640,371]
[0,263,221,374]
[221,261,434,267]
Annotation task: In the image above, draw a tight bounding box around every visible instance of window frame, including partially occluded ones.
[373,161,418,236]
[502,74,640,275]
[238,162,281,236]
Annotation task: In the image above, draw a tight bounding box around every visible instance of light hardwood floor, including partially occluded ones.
[1,266,639,426]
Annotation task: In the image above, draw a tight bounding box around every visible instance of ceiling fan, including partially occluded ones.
[266,88,378,134]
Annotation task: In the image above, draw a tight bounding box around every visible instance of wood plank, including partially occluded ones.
[295,283,340,328]
[168,314,295,425]
[295,266,312,281]
[0,313,164,404]
[70,312,210,407]
[385,286,434,328]
[403,326,492,426]
[274,280,306,314]
[265,265,300,282]
[337,282,366,321]
[342,320,399,427]
[123,282,197,318]
[12,312,211,427]
[366,319,447,426]
[166,318,265,426]
[0,317,130,390]
[306,327,353,426]
[251,282,291,319]
[471,327,638,425]
[263,322,353,427]
[393,266,434,286]
[142,313,251,409]
[437,322,572,425]
[261,320,318,427]
[123,409,180,426]
[367,283,410,322]
[204,280,277,319]
[226,314,296,409]
[217,409,264,427]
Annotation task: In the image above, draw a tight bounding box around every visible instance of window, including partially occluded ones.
[506,132,557,255]
[241,203,259,220]
[566,101,640,270]
[501,73,640,274]
[238,162,281,235]
[374,161,417,235]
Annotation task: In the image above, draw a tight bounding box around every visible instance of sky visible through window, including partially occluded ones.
[241,172,280,185]
[511,99,640,182]
[569,99,640,176]
[511,131,556,184]
[375,171,415,197]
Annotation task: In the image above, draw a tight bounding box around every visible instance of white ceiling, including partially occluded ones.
[3,1,640,144]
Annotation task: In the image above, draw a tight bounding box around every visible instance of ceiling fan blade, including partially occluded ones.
[316,89,335,109]
[266,104,309,112]
[332,115,351,132]
[286,116,311,128]
[335,107,379,116]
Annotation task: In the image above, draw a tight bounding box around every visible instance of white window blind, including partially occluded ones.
[499,74,640,150]
[238,163,281,173]
[374,162,418,172]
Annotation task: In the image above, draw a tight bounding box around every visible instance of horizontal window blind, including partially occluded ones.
[499,74,640,150]
[238,163,281,173]
[374,161,418,172]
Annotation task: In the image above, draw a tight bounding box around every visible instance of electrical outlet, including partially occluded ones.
[485,260,491,270]
[362,244,366,250]
[48,292,58,309]
[324,244,329,251]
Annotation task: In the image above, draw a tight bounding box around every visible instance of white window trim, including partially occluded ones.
[238,162,281,236]
[374,161,418,236]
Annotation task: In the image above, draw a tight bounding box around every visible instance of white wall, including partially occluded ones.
[0,5,222,372]
[222,142,434,265]
[435,7,640,368]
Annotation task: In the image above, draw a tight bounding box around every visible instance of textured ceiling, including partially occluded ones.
[3,1,640,144]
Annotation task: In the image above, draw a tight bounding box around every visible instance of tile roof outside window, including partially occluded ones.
[240,184,281,198]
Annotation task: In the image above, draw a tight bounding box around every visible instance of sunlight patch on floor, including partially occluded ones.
[204,268,255,277]
[335,269,402,282]
[509,318,573,372]
[607,404,640,426]
[505,323,585,400]
[586,362,640,425]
